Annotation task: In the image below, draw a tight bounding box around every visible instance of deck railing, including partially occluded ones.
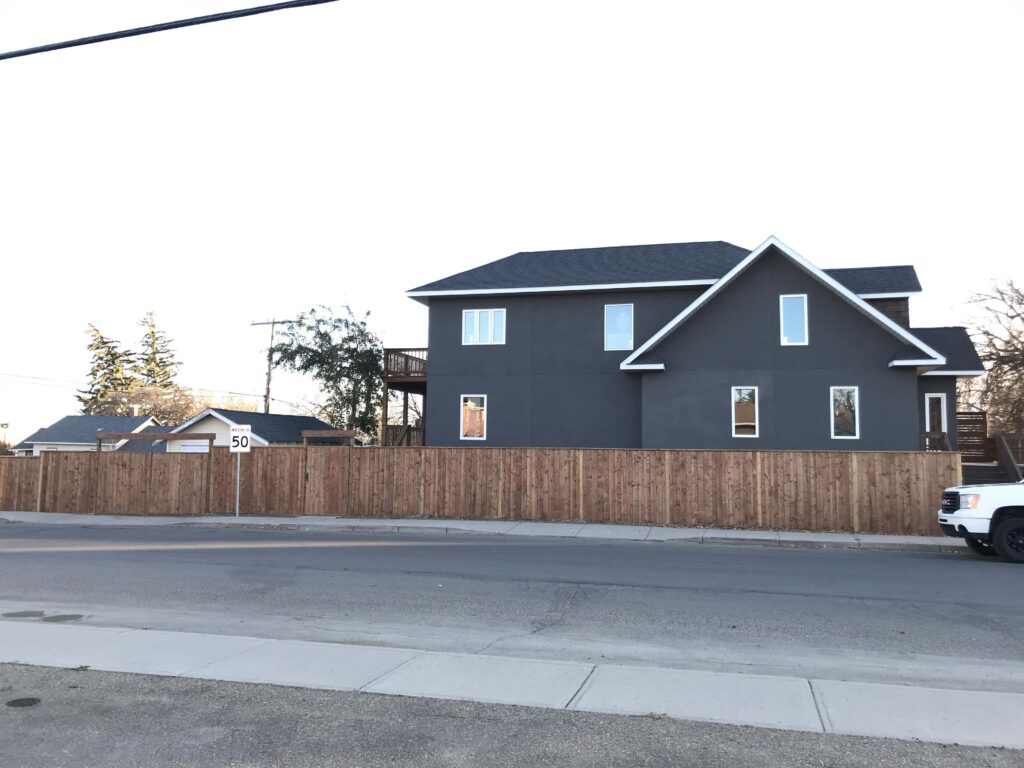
[384,348,427,378]
[383,424,425,446]
[996,433,1024,482]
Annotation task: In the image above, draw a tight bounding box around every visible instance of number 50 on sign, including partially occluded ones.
[229,425,252,453]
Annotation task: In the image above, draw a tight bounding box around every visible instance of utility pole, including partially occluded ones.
[251,319,295,414]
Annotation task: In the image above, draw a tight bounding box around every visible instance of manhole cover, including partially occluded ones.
[5,698,41,708]
[1,611,45,618]
[40,615,82,623]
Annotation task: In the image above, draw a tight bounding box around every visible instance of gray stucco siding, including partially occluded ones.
[641,368,919,450]
[424,288,704,447]
[641,247,918,371]
[639,247,923,450]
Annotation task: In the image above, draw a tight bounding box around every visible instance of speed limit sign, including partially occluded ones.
[229,425,252,453]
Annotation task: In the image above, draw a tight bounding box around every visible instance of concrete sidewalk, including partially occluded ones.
[1,619,1018,748]
[0,511,966,553]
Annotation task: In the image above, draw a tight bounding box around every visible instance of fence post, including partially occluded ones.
[93,436,102,514]
[35,452,46,512]
[205,438,214,516]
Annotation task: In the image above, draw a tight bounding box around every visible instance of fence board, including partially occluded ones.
[0,447,961,535]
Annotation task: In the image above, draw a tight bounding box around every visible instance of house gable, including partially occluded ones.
[621,237,945,371]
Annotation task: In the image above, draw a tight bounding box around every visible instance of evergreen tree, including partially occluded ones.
[134,311,180,388]
[77,325,141,416]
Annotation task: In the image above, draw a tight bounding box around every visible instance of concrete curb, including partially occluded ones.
[0,512,967,554]
[0,619,1019,748]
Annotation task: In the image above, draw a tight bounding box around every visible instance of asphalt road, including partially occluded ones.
[2,664,1019,768]
[2,522,1024,690]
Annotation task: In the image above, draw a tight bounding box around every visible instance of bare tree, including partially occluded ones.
[966,280,1024,433]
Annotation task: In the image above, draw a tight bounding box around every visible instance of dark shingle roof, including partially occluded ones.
[14,415,152,450]
[409,242,750,293]
[822,266,921,295]
[203,409,336,444]
[909,327,984,372]
[409,242,922,296]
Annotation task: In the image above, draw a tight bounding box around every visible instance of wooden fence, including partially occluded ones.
[0,447,961,535]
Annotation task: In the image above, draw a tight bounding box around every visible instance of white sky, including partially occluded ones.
[1,0,1022,444]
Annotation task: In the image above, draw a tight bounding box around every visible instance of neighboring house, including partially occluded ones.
[115,425,177,453]
[12,415,160,456]
[398,236,983,450]
[165,408,337,452]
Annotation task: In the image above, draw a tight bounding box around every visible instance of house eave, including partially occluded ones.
[619,363,666,371]
[920,369,986,377]
[406,279,719,300]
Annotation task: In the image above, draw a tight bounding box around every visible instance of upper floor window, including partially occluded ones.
[779,294,808,346]
[831,386,859,439]
[604,304,634,351]
[732,386,759,437]
[463,309,506,345]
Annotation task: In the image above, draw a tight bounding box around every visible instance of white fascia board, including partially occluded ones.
[622,236,946,370]
[858,292,917,299]
[618,362,665,371]
[921,369,986,377]
[170,409,271,446]
[407,279,717,298]
[888,359,942,367]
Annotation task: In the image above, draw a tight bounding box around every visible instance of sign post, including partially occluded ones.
[229,425,252,517]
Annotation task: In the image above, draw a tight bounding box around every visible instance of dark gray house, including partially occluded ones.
[389,237,983,451]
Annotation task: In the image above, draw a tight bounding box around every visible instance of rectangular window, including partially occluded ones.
[732,386,759,437]
[780,294,808,346]
[462,309,506,345]
[831,386,859,439]
[460,395,487,440]
[925,393,947,434]
[604,304,634,351]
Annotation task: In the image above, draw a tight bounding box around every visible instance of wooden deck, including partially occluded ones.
[382,348,427,445]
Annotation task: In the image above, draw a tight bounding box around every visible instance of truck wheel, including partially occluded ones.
[993,518,1024,563]
[964,538,998,557]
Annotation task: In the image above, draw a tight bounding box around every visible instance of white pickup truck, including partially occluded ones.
[938,480,1024,562]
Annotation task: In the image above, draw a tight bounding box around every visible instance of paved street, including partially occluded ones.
[2,664,1019,768]
[2,522,1023,691]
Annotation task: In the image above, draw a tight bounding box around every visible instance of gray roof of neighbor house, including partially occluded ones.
[180,408,337,444]
[408,241,922,297]
[116,425,177,453]
[13,415,153,451]
[909,327,985,372]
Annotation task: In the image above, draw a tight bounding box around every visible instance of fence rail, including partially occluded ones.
[0,447,961,535]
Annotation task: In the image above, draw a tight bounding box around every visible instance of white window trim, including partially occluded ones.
[731,386,759,438]
[604,303,634,351]
[830,386,860,440]
[462,309,506,346]
[779,294,809,346]
[460,394,487,441]
[924,392,948,434]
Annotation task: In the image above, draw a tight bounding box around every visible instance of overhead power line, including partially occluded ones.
[0,0,338,62]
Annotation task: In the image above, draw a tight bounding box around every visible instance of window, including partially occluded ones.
[732,386,759,437]
[604,304,634,351]
[779,294,808,346]
[830,386,859,439]
[460,395,487,440]
[925,393,947,434]
[462,309,505,345]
